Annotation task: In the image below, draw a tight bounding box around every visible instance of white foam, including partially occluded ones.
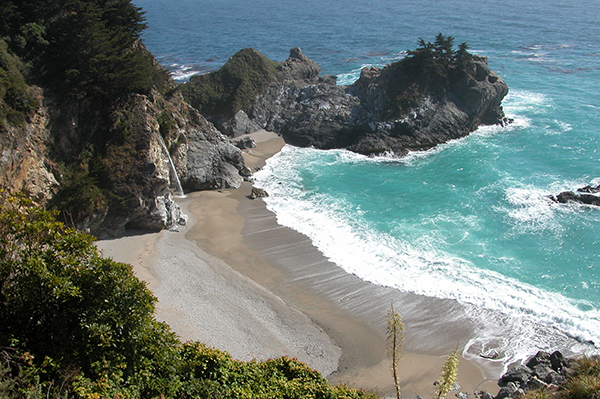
[254,146,600,368]
[168,63,204,82]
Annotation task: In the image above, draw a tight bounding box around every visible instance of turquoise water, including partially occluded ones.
[134,0,600,358]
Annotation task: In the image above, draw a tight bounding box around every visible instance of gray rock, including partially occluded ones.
[499,365,533,387]
[234,135,257,150]
[222,110,263,137]
[276,47,321,82]
[526,376,550,391]
[543,370,567,386]
[495,382,522,399]
[526,351,552,369]
[532,364,555,382]
[183,122,245,190]
[244,47,508,156]
[249,187,269,199]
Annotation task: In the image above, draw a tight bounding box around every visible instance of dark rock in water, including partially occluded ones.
[499,365,533,387]
[184,41,509,156]
[249,187,269,199]
[577,184,600,194]
[550,186,600,207]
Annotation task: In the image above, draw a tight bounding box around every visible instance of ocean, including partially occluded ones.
[134,0,600,368]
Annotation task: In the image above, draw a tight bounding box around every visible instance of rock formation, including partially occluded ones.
[184,44,509,156]
[551,184,600,207]
[475,351,571,399]
[0,85,247,238]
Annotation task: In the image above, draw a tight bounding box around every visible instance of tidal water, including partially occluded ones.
[134,0,600,367]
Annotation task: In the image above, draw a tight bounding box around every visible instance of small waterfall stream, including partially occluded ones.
[157,134,185,197]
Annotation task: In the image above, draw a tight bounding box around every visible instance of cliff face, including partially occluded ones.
[185,46,509,156]
[0,86,246,238]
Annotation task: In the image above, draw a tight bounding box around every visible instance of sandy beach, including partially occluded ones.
[97,130,501,398]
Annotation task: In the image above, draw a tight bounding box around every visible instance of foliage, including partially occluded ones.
[0,39,40,128]
[402,33,473,81]
[380,33,474,119]
[386,304,404,399]
[48,146,111,225]
[181,48,280,120]
[435,346,460,399]
[560,356,600,399]
[0,0,170,103]
[0,194,379,399]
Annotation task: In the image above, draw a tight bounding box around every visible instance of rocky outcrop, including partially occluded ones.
[0,89,59,204]
[551,184,600,207]
[185,46,509,156]
[475,351,571,399]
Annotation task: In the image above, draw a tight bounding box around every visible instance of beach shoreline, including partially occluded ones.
[97,130,500,398]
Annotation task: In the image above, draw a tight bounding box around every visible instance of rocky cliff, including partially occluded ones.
[184,41,509,156]
[0,84,247,238]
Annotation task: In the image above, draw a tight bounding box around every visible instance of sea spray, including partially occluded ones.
[157,134,185,197]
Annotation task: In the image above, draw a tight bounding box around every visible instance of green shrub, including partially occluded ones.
[181,48,280,119]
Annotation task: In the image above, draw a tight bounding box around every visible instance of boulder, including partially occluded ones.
[526,351,552,369]
[475,391,495,399]
[495,382,523,399]
[276,47,321,82]
[234,135,257,150]
[578,184,600,194]
[249,187,269,199]
[499,365,533,387]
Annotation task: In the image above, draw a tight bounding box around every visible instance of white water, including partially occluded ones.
[157,134,185,196]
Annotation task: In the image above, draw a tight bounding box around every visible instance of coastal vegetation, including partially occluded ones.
[381,33,475,119]
[0,193,378,398]
[181,48,280,121]
[387,305,405,399]
[435,347,460,399]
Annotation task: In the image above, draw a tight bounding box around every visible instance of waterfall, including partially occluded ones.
[157,133,185,197]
